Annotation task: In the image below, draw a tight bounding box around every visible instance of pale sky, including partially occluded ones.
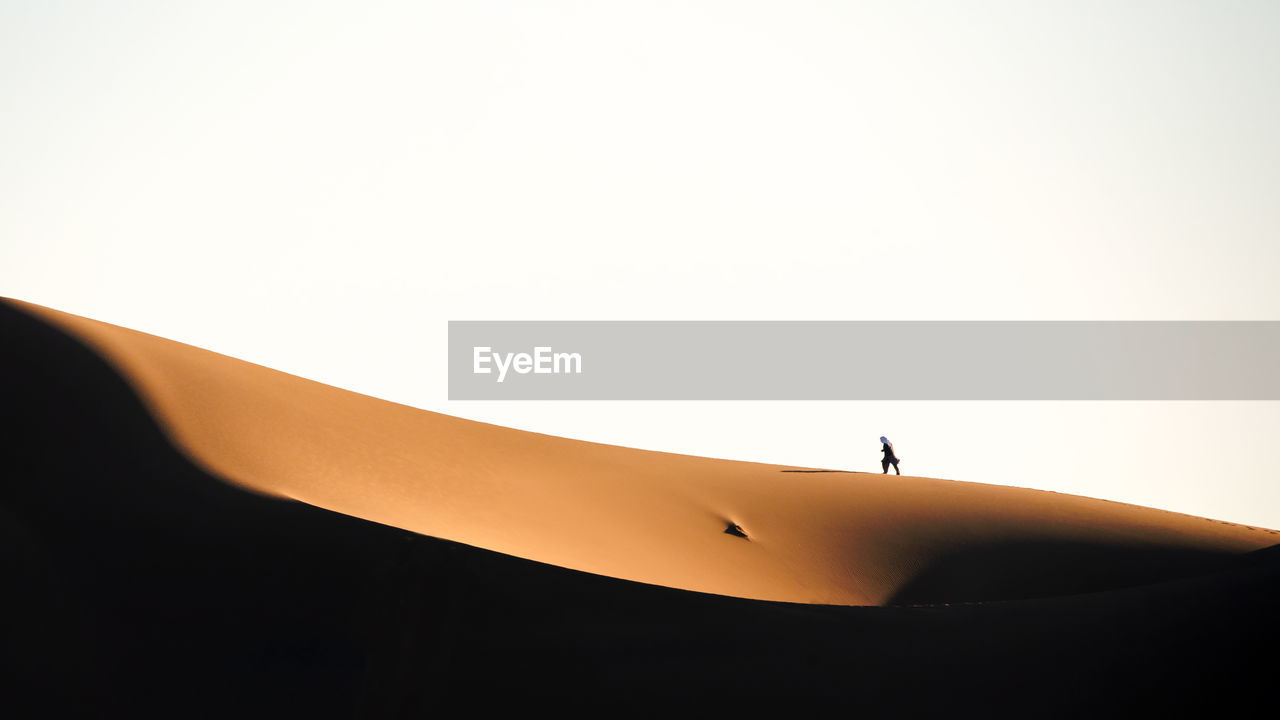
[3,2,1279,527]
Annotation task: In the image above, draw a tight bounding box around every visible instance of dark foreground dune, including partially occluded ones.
[2,300,1278,714]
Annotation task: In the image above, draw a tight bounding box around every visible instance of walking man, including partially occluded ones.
[880,436,900,475]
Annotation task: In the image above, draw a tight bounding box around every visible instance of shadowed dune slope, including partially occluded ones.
[5,298,1277,606]
[3,298,1280,712]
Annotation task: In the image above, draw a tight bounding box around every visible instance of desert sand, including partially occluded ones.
[6,297,1275,607]
[4,296,1279,712]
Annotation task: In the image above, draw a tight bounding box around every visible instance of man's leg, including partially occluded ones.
[892,460,900,475]
[881,459,890,474]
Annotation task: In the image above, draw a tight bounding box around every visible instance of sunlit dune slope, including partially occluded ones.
[8,298,1276,606]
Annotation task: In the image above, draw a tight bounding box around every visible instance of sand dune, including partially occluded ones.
[4,296,1280,711]
[7,297,1274,607]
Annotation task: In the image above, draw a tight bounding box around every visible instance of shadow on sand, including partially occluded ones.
[3,301,1279,713]
[887,540,1236,606]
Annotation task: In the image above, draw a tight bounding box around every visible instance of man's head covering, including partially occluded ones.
[880,436,890,445]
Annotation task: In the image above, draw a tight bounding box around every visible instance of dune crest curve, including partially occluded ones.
[7,298,1275,606]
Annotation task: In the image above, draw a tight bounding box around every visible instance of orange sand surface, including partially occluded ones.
[9,298,1275,606]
